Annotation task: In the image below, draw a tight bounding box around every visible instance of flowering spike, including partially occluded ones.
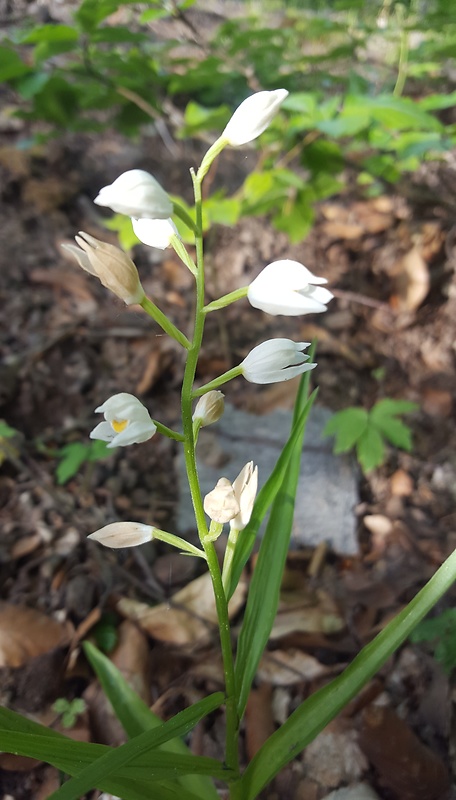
[90,393,156,448]
[248,260,333,316]
[94,170,173,219]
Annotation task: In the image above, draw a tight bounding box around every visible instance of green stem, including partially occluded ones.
[140,296,190,349]
[197,136,228,183]
[152,528,206,559]
[204,287,249,314]
[393,5,409,97]
[172,201,199,236]
[222,527,239,596]
[180,167,239,777]
[151,420,184,442]
[193,367,243,398]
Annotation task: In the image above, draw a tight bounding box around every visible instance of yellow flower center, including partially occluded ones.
[111,418,128,433]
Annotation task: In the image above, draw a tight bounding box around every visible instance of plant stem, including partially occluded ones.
[203,287,249,314]
[151,420,184,442]
[180,168,240,778]
[192,367,243,397]
[222,527,239,596]
[141,296,190,349]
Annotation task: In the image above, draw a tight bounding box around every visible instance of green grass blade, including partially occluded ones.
[84,641,220,800]
[227,350,317,601]
[237,547,456,800]
[234,383,318,719]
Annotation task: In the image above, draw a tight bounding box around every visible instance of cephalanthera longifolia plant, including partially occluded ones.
[2,89,456,800]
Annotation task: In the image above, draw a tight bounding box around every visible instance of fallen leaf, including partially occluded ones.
[257,649,330,685]
[0,603,72,668]
[391,247,430,312]
[359,705,449,800]
[304,718,368,787]
[245,684,274,759]
[390,469,414,497]
[117,571,247,646]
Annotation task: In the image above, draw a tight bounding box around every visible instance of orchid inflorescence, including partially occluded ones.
[63,88,332,566]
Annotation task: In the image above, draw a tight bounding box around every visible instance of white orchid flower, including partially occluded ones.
[230,462,258,531]
[94,169,173,219]
[90,393,156,448]
[241,339,315,384]
[132,217,179,249]
[248,260,333,316]
[222,89,289,146]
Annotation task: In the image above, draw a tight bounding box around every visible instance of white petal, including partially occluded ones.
[94,170,173,220]
[89,522,153,549]
[89,421,115,442]
[108,420,156,448]
[132,217,178,249]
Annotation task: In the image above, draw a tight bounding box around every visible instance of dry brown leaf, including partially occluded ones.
[390,469,414,497]
[135,348,162,394]
[391,246,430,312]
[421,386,453,418]
[257,648,330,685]
[0,603,72,668]
[321,221,364,240]
[245,684,274,759]
[271,589,345,640]
[117,571,247,646]
[359,705,449,800]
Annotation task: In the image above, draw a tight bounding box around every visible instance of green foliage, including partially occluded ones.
[52,698,87,729]
[56,439,110,484]
[324,399,418,473]
[1,1,455,241]
[410,608,456,675]
[0,420,21,467]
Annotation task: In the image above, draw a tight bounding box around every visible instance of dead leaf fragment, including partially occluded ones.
[391,247,430,312]
[0,603,72,668]
[117,571,247,647]
[257,649,330,685]
[360,705,449,800]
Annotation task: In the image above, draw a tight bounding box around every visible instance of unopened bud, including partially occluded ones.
[204,477,240,524]
[62,232,145,305]
[193,391,225,428]
[88,522,154,548]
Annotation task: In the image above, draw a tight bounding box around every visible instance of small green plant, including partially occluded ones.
[56,439,110,485]
[52,698,87,729]
[0,420,21,467]
[410,609,456,675]
[323,398,418,473]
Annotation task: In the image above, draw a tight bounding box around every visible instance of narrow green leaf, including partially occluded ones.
[84,642,220,800]
[356,424,384,473]
[235,377,318,719]
[237,547,456,800]
[323,407,368,453]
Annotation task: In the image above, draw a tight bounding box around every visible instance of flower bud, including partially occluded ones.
[241,339,316,384]
[94,169,173,219]
[88,522,154,548]
[204,478,240,524]
[62,232,144,305]
[230,461,258,531]
[132,217,179,249]
[222,89,288,147]
[193,391,225,428]
[248,260,333,316]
